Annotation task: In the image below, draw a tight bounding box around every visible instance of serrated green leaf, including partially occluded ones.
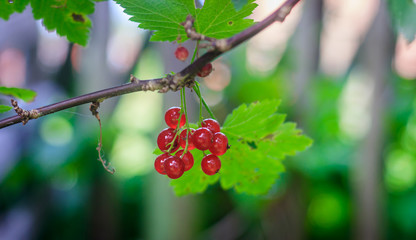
[387,0,416,42]
[0,86,36,102]
[163,100,312,196]
[114,0,196,42]
[30,0,94,46]
[0,105,12,113]
[222,100,285,141]
[0,0,30,20]
[195,0,256,39]
[115,0,256,42]
[170,149,219,196]
[220,140,285,195]
[258,123,313,160]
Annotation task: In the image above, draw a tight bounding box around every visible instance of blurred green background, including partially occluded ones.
[1,0,416,239]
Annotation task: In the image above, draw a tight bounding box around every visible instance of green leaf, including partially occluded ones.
[30,0,95,46]
[0,86,36,102]
[114,0,196,42]
[0,105,12,113]
[114,0,256,42]
[170,149,219,196]
[222,100,285,141]
[387,0,416,42]
[167,100,313,196]
[220,140,286,195]
[258,123,313,160]
[194,0,256,39]
[0,0,30,20]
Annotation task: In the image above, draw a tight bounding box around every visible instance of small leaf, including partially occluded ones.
[114,0,196,42]
[387,0,416,42]
[0,105,12,113]
[0,0,30,20]
[258,123,313,160]
[30,0,95,46]
[166,100,313,196]
[195,0,257,39]
[222,100,285,141]
[0,86,37,102]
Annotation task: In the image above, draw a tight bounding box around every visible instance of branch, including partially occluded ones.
[0,0,300,129]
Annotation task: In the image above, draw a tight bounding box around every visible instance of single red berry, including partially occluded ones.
[197,63,213,77]
[165,107,186,129]
[209,132,228,156]
[175,46,189,61]
[201,118,221,133]
[179,128,195,150]
[192,127,213,150]
[164,156,185,179]
[154,153,171,175]
[201,154,221,175]
[157,128,179,152]
[175,150,194,171]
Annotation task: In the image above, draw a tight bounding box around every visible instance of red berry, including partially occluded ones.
[164,156,185,179]
[154,153,171,175]
[165,107,186,129]
[192,127,213,150]
[197,63,213,77]
[175,46,189,61]
[179,128,195,150]
[209,132,228,156]
[157,128,179,152]
[175,150,194,171]
[201,118,221,133]
[201,154,221,175]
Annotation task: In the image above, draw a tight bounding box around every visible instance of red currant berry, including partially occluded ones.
[201,154,221,175]
[197,63,213,77]
[192,127,213,150]
[175,150,194,171]
[209,132,228,156]
[157,128,179,152]
[164,156,185,179]
[165,107,186,129]
[154,153,171,175]
[175,46,189,61]
[179,128,195,150]
[201,118,221,133]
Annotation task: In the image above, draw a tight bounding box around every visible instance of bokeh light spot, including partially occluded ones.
[40,116,74,146]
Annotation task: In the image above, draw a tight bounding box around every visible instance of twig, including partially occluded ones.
[90,101,115,174]
[0,0,300,129]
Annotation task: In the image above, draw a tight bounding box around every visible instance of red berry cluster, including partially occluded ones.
[155,107,229,179]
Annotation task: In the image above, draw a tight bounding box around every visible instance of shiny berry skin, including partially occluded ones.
[201,154,221,175]
[157,128,179,152]
[175,46,189,61]
[175,150,194,171]
[179,128,195,150]
[209,132,228,156]
[165,107,186,129]
[164,156,185,179]
[192,127,213,150]
[201,118,221,133]
[154,153,171,175]
[197,63,213,77]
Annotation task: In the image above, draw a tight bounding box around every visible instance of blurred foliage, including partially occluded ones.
[387,0,416,42]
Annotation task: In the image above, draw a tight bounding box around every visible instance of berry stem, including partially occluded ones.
[182,88,191,155]
[193,83,215,121]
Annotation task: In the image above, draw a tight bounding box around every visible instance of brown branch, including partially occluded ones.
[0,0,300,129]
